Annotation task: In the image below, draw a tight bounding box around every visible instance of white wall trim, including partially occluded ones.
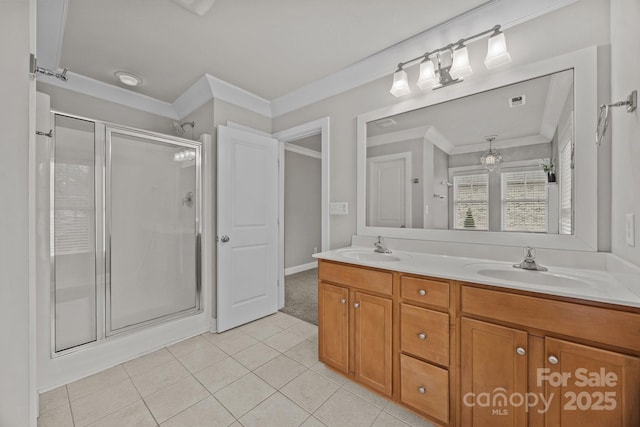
[285,261,318,276]
[38,73,179,119]
[284,142,322,159]
[36,0,577,122]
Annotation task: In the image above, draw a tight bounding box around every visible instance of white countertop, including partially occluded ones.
[314,246,640,309]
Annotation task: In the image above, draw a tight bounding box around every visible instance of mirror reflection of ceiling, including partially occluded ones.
[367,70,573,155]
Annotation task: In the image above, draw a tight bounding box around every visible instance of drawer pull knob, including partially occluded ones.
[354,302,360,308]
[548,355,559,365]
[418,332,427,340]
[418,289,427,296]
[516,347,526,356]
[418,386,426,394]
[340,298,346,304]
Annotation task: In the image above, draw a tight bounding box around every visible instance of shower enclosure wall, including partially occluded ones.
[48,112,202,355]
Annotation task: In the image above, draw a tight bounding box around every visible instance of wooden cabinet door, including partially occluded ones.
[353,291,393,396]
[318,282,349,374]
[544,337,640,427]
[461,317,529,427]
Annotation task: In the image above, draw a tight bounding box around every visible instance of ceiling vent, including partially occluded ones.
[171,0,216,16]
[509,94,526,107]
[373,118,397,128]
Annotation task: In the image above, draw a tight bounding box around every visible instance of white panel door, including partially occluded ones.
[217,125,279,332]
[368,153,412,228]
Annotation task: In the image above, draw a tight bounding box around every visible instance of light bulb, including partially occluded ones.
[416,58,436,90]
[450,46,472,79]
[390,69,411,97]
[485,32,511,69]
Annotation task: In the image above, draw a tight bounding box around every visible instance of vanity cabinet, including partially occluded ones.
[461,284,640,427]
[318,261,393,396]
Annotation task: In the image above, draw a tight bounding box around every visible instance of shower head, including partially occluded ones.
[171,121,195,136]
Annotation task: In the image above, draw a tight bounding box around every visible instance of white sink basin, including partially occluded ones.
[465,263,599,289]
[338,249,411,263]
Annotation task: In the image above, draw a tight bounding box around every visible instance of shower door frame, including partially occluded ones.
[49,111,202,356]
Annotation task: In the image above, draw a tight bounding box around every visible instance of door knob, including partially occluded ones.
[220,235,230,243]
[418,332,427,340]
[340,298,347,304]
[418,386,426,394]
[418,289,426,296]
[354,302,360,308]
[516,347,526,356]
[548,355,559,365]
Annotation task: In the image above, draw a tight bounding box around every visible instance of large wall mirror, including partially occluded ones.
[357,48,600,251]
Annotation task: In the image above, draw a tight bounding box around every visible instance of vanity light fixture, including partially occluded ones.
[389,25,511,97]
[114,71,142,87]
[480,135,503,172]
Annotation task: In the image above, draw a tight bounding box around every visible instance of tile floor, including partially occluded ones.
[38,312,435,427]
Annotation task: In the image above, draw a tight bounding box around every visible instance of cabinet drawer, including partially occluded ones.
[461,285,640,352]
[319,261,392,296]
[401,276,449,309]
[400,354,449,424]
[401,304,449,366]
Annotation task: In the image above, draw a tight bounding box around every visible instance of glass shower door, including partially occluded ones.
[106,128,200,333]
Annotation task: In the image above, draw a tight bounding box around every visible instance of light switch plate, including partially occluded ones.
[329,202,349,215]
[626,213,635,247]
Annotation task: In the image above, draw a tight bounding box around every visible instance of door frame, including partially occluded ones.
[227,118,330,310]
[272,118,330,309]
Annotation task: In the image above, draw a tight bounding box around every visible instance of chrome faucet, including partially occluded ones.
[513,246,548,271]
[374,236,392,254]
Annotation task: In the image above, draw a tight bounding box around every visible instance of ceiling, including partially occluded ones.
[58,0,489,102]
[367,70,574,154]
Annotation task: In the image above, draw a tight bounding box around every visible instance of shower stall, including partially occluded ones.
[46,112,202,354]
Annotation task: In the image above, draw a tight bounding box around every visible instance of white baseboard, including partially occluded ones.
[209,318,217,333]
[285,261,318,276]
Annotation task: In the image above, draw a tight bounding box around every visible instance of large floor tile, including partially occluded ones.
[215,331,259,355]
[161,396,235,427]
[269,312,304,329]
[287,322,318,340]
[280,370,338,413]
[233,342,280,370]
[254,355,307,389]
[37,403,73,427]
[86,400,156,427]
[167,335,215,358]
[342,380,390,409]
[123,349,175,377]
[144,376,209,424]
[194,357,249,394]
[372,412,412,427]
[39,386,69,414]
[130,358,190,397]
[239,392,309,427]
[383,402,437,427]
[314,389,381,427]
[300,416,327,427]
[70,379,140,427]
[174,343,228,373]
[309,362,349,386]
[213,373,275,418]
[239,320,284,341]
[67,365,129,401]
[284,339,318,368]
[263,330,306,353]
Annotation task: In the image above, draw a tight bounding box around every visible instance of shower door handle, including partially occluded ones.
[219,235,230,243]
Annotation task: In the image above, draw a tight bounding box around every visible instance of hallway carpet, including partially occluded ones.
[280,268,318,325]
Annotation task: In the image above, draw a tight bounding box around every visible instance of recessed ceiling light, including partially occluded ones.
[114,71,142,87]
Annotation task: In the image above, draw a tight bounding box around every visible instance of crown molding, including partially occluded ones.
[36,0,577,121]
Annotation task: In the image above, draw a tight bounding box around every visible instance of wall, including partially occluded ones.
[272,0,611,250]
[0,0,35,425]
[37,82,175,134]
[610,0,640,266]
[284,150,321,269]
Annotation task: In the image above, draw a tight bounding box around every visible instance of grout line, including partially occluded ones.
[140,397,160,426]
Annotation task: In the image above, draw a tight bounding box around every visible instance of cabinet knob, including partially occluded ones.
[340,298,347,304]
[418,332,427,340]
[354,302,360,308]
[516,347,526,356]
[418,289,427,296]
[548,355,559,365]
[418,386,426,394]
